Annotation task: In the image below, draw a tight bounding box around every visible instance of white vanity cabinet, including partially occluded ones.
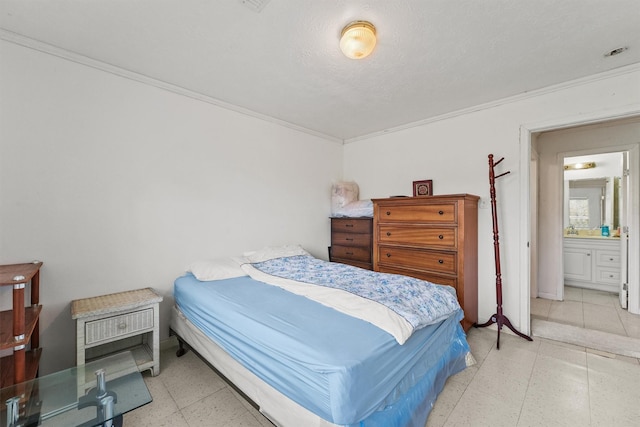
[564,246,593,282]
[563,237,620,293]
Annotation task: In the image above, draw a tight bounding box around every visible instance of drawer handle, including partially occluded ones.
[346,238,354,241]
[346,252,354,255]
[609,274,614,278]
[386,232,391,236]
[386,253,392,257]
[438,259,444,264]
[438,234,444,239]
[438,210,444,215]
[345,224,354,228]
[386,211,391,215]
[117,322,127,330]
[609,258,614,261]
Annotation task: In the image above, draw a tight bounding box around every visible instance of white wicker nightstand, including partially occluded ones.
[72,288,163,376]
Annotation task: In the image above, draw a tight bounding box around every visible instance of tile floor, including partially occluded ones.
[530,286,640,339]
[124,325,640,427]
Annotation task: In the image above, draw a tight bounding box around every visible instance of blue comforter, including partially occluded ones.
[251,255,461,331]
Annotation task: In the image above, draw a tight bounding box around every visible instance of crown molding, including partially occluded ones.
[3,28,638,146]
[344,62,640,144]
[0,29,343,144]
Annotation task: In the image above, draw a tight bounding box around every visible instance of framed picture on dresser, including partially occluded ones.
[413,179,433,196]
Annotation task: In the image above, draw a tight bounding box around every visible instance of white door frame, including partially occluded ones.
[620,151,630,308]
[519,107,640,334]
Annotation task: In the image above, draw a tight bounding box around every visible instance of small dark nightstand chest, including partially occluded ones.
[329,217,373,270]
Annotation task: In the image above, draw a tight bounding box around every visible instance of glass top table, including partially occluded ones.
[1,351,151,427]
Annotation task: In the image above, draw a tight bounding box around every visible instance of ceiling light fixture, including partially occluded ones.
[564,162,596,171]
[340,21,377,59]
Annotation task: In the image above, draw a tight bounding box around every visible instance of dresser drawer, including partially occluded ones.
[331,218,372,234]
[378,225,457,248]
[378,265,457,288]
[334,259,373,270]
[595,250,621,267]
[377,246,456,274]
[377,203,456,223]
[85,308,154,346]
[332,232,372,248]
[331,245,372,262]
[595,267,620,284]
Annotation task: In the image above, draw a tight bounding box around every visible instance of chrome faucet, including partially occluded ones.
[567,225,579,235]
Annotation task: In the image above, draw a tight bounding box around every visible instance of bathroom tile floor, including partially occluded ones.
[124,324,640,427]
[530,286,640,339]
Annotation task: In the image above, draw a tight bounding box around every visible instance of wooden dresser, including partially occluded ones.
[330,217,373,270]
[372,194,479,331]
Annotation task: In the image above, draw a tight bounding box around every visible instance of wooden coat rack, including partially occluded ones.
[474,154,533,349]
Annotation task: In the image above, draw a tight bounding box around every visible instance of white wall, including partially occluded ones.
[0,40,343,374]
[344,66,640,335]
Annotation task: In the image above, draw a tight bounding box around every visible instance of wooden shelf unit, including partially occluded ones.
[0,261,43,388]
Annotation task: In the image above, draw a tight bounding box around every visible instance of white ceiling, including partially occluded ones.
[1,0,639,141]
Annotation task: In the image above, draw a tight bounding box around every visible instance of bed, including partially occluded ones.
[170,245,474,427]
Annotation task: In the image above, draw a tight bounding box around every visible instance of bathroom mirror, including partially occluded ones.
[567,179,605,229]
[565,177,620,230]
[564,152,623,232]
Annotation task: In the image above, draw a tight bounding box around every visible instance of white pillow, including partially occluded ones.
[243,245,311,263]
[186,257,246,281]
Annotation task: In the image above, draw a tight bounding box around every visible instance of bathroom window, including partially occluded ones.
[569,197,590,228]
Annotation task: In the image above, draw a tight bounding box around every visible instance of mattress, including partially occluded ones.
[173,273,471,426]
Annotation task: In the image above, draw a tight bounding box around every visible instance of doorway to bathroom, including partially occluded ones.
[537,150,631,337]
[528,116,640,350]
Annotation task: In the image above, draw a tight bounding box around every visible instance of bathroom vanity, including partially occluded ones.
[563,236,621,293]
